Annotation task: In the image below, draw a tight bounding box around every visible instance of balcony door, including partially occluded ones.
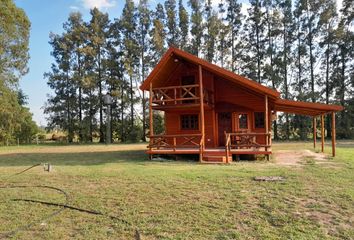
[181,75,196,104]
[218,112,232,146]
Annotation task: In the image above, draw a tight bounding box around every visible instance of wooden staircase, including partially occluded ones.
[202,150,231,163]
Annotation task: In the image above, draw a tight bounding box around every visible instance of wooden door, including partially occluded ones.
[218,112,232,146]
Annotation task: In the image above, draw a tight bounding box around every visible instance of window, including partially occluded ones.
[181,114,199,130]
[254,112,265,128]
[238,114,248,129]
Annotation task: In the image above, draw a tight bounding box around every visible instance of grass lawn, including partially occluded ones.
[0,142,353,239]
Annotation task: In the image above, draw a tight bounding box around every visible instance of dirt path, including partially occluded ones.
[274,149,329,166]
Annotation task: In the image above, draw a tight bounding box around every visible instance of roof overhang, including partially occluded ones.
[274,99,344,116]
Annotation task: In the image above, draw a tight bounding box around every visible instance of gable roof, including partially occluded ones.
[140,47,344,116]
[140,47,280,98]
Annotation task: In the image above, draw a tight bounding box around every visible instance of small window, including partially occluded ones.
[181,114,199,130]
[238,114,248,129]
[254,112,265,128]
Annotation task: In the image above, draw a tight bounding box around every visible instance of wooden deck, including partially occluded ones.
[147,147,271,155]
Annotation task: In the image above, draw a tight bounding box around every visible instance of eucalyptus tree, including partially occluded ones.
[189,0,204,56]
[178,0,189,51]
[121,0,140,140]
[86,8,111,142]
[64,12,88,141]
[164,0,179,47]
[137,0,151,141]
[203,0,220,63]
[150,3,166,66]
[245,0,266,83]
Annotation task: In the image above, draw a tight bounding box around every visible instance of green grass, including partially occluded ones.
[0,142,353,239]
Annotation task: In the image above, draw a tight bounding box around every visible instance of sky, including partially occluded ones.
[15,0,342,126]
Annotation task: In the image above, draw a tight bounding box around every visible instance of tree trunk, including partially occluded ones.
[98,50,104,143]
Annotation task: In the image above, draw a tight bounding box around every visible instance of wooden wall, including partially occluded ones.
[162,64,271,147]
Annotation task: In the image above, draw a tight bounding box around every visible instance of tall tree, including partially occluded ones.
[137,0,151,141]
[245,0,266,83]
[121,0,140,140]
[64,12,88,142]
[178,0,189,51]
[0,0,30,86]
[165,0,179,47]
[318,0,337,137]
[203,0,220,62]
[87,8,110,142]
[150,3,166,65]
[189,0,204,56]
[226,0,243,72]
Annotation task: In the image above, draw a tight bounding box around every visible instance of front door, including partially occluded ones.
[218,112,232,146]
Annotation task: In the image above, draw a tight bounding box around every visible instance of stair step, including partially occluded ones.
[203,155,226,162]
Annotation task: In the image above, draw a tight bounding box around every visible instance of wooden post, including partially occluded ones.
[198,65,205,162]
[265,95,270,161]
[321,114,324,153]
[265,95,268,144]
[149,83,153,160]
[313,117,316,149]
[331,112,336,157]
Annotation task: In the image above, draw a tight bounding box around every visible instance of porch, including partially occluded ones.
[147,132,272,163]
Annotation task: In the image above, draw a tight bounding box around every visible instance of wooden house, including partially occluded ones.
[140,47,343,163]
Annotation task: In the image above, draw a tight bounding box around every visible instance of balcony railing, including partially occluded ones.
[149,133,203,151]
[151,84,213,107]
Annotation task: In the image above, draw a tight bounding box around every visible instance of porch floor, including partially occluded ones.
[147,147,272,155]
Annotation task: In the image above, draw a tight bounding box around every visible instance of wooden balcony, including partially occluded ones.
[151,84,213,110]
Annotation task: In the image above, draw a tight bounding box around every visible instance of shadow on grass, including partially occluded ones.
[0,150,148,167]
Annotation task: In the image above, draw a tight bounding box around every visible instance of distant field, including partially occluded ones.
[0,142,353,239]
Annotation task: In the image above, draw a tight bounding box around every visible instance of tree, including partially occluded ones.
[189,0,204,56]
[245,0,266,83]
[226,0,243,72]
[87,8,110,143]
[203,0,221,63]
[0,0,30,86]
[318,0,337,138]
[64,12,88,141]
[178,0,189,51]
[137,0,151,141]
[165,0,179,47]
[150,3,166,66]
[121,0,140,140]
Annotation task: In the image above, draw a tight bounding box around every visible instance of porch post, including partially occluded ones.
[321,114,325,153]
[265,95,269,145]
[331,112,336,157]
[198,65,205,162]
[149,83,154,160]
[265,95,269,160]
[313,117,316,149]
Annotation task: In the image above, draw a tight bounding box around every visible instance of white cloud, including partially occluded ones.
[70,5,80,11]
[81,0,116,10]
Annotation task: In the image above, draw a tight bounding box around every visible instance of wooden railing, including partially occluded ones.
[149,133,203,151]
[151,84,213,106]
[225,132,272,162]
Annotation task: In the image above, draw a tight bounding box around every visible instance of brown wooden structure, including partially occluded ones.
[140,47,344,163]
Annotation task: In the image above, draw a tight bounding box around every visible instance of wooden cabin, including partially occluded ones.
[140,47,344,163]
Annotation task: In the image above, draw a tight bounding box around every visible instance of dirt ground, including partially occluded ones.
[274,149,334,166]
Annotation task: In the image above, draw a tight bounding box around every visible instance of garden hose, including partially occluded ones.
[0,164,140,239]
